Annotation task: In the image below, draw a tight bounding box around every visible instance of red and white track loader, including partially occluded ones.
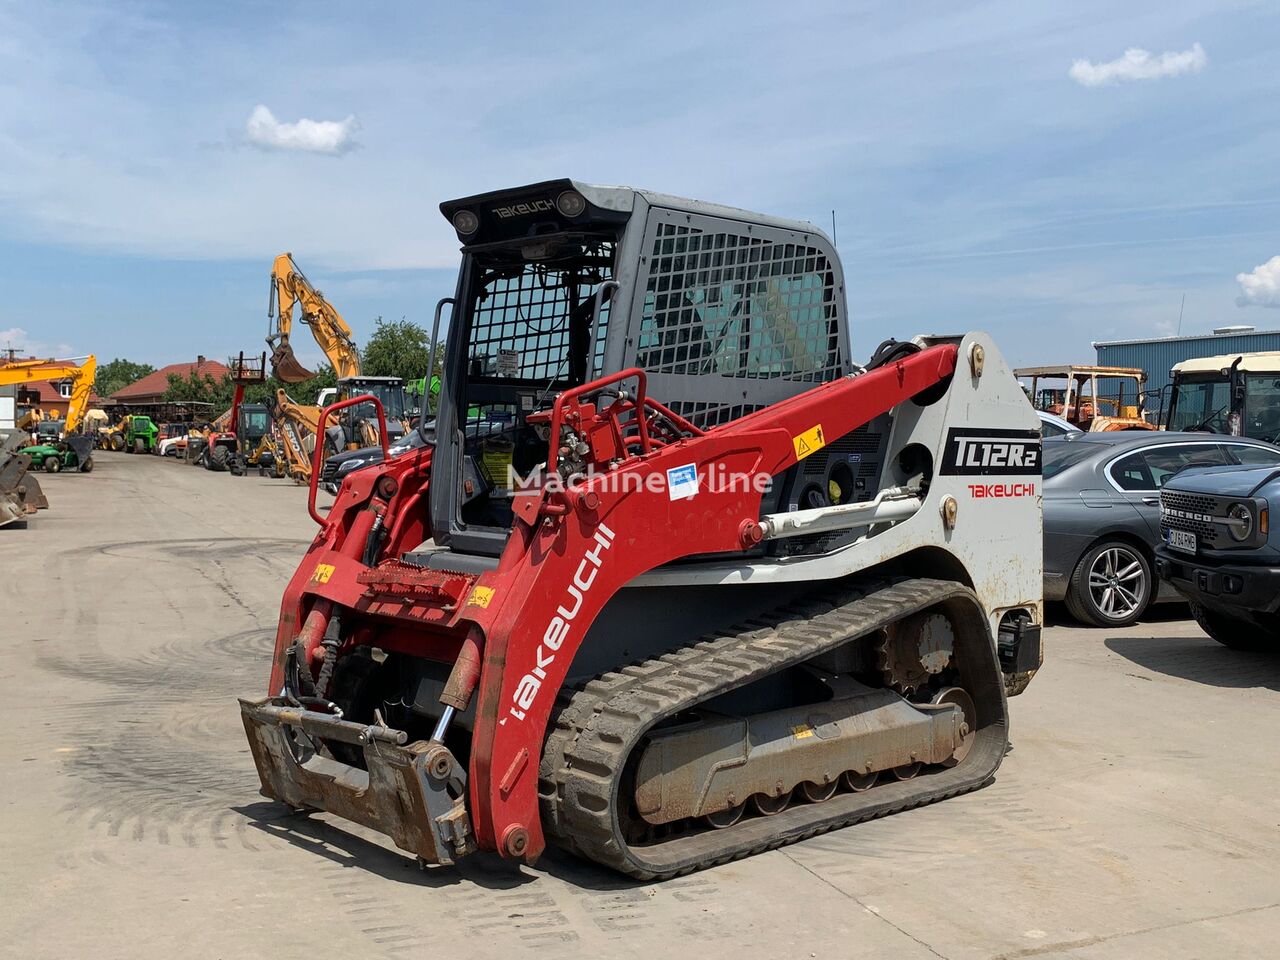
[240,180,1043,878]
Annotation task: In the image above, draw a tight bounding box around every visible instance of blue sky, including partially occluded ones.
[2,0,1279,371]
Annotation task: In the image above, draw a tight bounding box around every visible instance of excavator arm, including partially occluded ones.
[63,356,96,435]
[267,253,361,383]
[0,355,97,433]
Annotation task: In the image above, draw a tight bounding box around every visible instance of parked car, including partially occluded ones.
[1044,431,1280,626]
[1037,410,1081,437]
[1156,463,1280,650]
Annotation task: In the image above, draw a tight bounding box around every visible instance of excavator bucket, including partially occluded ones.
[269,337,316,384]
[65,435,95,470]
[0,431,45,526]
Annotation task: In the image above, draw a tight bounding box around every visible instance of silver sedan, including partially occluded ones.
[1044,431,1280,626]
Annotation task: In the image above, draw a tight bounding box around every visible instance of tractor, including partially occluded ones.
[240,180,1043,879]
[122,415,159,454]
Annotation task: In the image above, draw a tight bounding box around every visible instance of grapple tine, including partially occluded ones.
[270,339,317,383]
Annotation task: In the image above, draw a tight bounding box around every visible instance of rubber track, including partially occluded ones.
[538,578,1009,879]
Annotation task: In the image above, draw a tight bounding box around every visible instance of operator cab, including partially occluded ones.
[35,420,64,442]
[429,179,852,559]
[237,404,271,447]
[337,376,408,445]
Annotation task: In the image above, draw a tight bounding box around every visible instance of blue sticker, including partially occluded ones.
[667,463,699,501]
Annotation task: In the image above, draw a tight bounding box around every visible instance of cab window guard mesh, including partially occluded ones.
[636,222,840,380]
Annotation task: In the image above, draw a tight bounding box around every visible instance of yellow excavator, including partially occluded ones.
[265,252,408,452]
[266,252,361,382]
[265,388,320,484]
[0,355,97,524]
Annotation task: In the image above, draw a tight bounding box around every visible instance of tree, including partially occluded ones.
[161,364,339,417]
[361,317,442,382]
[95,358,156,398]
[164,369,234,412]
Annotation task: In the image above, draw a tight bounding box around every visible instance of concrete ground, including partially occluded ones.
[2,451,1278,960]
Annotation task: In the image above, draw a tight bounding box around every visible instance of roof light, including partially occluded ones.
[452,210,479,235]
[556,190,586,217]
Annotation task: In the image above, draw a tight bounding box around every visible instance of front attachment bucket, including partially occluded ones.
[269,338,317,383]
[66,435,95,469]
[239,697,475,864]
[18,472,48,511]
[0,432,43,525]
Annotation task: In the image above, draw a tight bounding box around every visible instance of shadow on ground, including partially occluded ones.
[235,801,657,892]
[1044,601,1190,628]
[1105,635,1280,691]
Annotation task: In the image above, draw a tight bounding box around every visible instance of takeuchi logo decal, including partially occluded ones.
[491,199,555,220]
[940,427,1041,476]
[504,522,616,725]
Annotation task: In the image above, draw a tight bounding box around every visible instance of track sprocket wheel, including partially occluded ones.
[873,610,956,694]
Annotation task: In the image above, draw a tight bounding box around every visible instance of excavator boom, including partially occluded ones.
[267,253,361,383]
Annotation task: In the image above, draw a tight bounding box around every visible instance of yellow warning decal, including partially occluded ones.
[791,723,815,740]
[310,563,335,584]
[467,586,496,609]
[792,424,826,460]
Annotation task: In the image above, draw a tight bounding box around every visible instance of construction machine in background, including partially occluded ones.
[0,357,97,516]
[122,415,159,454]
[1163,352,1280,441]
[240,180,1043,879]
[1016,365,1156,431]
[202,353,268,472]
[265,252,408,453]
[265,388,320,484]
[15,407,46,434]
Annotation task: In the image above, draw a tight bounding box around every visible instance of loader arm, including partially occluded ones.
[267,252,361,382]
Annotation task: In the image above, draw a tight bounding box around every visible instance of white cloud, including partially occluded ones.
[1236,255,1280,308]
[244,104,359,155]
[1069,43,1207,87]
[0,326,75,358]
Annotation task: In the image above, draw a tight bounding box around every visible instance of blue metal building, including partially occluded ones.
[1094,326,1280,418]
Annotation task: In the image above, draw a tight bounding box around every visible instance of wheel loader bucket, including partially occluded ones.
[269,338,316,383]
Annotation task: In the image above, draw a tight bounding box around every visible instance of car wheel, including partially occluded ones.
[79,458,94,473]
[1189,603,1273,651]
[207,445,230,472]
[44,456,61,474]
[1066,540,1152,627]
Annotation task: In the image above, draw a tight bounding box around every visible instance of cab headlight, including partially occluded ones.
[556,190,587,217]
[1226,502,1253,542]
[452,210,480,235]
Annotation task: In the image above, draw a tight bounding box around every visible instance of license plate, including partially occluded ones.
[1166,529,1197,554]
